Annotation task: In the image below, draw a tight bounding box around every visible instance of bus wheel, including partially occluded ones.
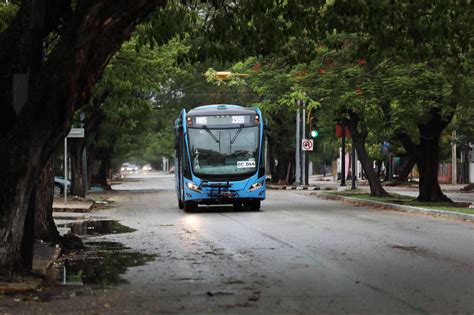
[178,199,184,209]
[246,200,261,211]
[183,201,197,212]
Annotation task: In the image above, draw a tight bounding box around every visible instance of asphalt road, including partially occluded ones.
[3,173,473,314]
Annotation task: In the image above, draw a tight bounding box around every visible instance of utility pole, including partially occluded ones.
[341,124,346,186]
[452,130,457,184]
[351,144,357,189]
[295,106,301,184]
[305,148,309,186]
[302,107,306,186]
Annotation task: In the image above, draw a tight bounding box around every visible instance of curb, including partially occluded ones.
[53,200,94,213]
[268,185,333,191]
[0,278,42,295]
[313,192,474,222]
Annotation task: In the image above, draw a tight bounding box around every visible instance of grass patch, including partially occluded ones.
[328,190,474,215]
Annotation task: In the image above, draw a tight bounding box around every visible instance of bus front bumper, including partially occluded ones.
[183,179,265,204]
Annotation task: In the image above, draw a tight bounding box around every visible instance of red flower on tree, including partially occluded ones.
[295,69,309,78]
[251,63,262,71]
[319,67,326,75]
[358,57,366,65]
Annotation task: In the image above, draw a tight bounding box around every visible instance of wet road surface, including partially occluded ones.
[2,173,473,314]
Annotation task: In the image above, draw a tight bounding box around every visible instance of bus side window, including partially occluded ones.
[174,132,179,157]
[175,125,182,157]
[181,134,192,179]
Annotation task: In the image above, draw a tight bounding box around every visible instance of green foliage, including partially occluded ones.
[86,35,191,167]
[0,2,17,32]
[139,0,319,63]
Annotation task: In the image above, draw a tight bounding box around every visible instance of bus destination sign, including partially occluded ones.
[194,115,251,126]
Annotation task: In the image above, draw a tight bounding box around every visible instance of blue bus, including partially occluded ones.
[174,104,266,211]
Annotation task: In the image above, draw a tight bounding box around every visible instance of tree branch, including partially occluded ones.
[395,132,421,160]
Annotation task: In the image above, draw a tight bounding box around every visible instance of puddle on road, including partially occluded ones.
[59,242,155,286]
[55,220,151,287]
[58,220,136,236]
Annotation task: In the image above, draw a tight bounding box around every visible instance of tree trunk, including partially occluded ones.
[345,113,389,197]
[267,141,278,183]
[397,156,416,182]
[86,143,97,189]
[70,139,86,197]
[0,0,165,274]
[20,186,36,272]
[94,157,112,190]
[267,142,277,181]
[87,153,95,188]
[416,133,451,202]
[34,157,60,243]
[0,150,36,274]
[271,147,294,184]
[82,104,106,189]
[396,107,453,202]
[268,139,285,183]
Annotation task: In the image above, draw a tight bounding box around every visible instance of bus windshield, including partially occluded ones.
[188,126,259,176]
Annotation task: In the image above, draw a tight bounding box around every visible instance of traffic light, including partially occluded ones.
[308,113,319,138]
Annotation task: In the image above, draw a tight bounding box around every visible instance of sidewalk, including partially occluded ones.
[53,197,94,212]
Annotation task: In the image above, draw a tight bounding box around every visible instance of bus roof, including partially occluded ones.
[187,104,257,116]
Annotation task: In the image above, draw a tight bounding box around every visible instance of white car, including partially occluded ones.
[121,163,138,173]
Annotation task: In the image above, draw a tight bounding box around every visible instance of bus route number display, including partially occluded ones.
[237,160,256,168]
[194,115,250,126]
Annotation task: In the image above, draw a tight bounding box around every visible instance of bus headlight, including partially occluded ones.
[248,181,263,192]
[186,181,202,193]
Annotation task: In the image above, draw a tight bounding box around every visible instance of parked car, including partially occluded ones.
[54,176,70,196]
[142,164,152,171]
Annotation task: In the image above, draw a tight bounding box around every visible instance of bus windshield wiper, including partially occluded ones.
[203,126,220,143]
[231,124,244,144]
